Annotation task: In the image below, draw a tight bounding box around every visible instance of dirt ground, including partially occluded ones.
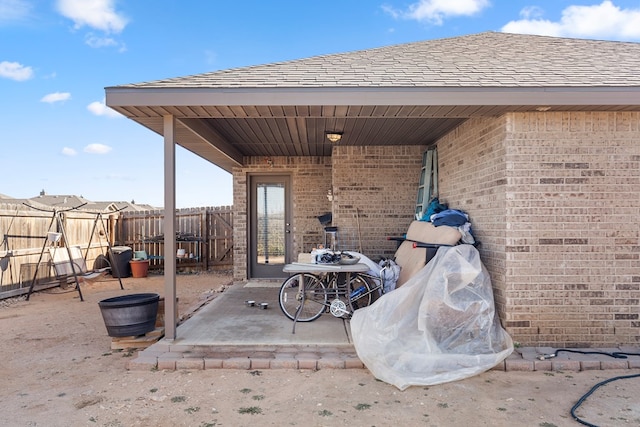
[1,271,639,427]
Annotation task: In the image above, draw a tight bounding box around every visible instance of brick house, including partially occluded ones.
[106,32,640,346]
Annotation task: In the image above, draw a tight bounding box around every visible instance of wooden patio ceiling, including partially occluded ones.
[108,101,639,173]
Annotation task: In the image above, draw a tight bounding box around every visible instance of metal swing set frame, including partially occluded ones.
[25,204,124,302]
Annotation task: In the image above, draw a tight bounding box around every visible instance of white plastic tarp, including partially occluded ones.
[351,244,513,390]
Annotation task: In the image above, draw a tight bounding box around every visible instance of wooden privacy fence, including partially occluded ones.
[0,204,233,300]
[115,206,233,272]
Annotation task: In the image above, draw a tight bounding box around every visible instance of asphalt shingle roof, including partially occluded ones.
[116,32,640,89]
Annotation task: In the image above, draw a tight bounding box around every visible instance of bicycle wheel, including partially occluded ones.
[348,273,375,311]
[278,273,327,322]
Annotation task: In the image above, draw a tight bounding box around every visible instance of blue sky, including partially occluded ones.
[2,0,640,208]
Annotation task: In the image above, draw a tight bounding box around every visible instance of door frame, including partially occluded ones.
[248,174,293,279]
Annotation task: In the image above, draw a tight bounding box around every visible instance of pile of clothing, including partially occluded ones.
[421,198,475,244]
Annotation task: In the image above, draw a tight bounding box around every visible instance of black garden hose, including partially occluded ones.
[538,348,640,360]
[571,372,640,427]
[539,348,640,426]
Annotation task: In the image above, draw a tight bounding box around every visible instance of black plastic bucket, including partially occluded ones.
[109,246,132,278]
[98,293,159,337]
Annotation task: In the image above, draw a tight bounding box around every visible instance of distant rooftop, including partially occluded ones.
[0,191,156,212]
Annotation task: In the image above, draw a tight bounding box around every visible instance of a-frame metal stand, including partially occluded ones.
[26,205,124,301]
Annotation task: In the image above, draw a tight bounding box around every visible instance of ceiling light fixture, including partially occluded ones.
[325,132,343,143]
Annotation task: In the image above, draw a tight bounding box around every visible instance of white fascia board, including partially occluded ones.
[106,87,640,107]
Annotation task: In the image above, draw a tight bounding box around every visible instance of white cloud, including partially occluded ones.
[381,4,400,19]
[383,0,491,25]
[0,61,33,81]
[502,18,561,37]
[56,1,128,49]
[519,6,544,20]
[85,33,118,48]
[56,0,128,33]
[502,1,640,40]
[84,143,112,154]
[0,0,33,24]
[87,100,122,118]
[41,92,71,104]
[62,147,77,156]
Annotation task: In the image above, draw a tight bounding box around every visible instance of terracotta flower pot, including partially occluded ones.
[129,259,149,278]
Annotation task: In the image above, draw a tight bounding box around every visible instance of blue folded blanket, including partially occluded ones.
[430,209,469,227]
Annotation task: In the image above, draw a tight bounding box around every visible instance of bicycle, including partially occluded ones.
[278,268,383,322]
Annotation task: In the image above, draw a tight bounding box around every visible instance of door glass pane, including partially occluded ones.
[256,183,285,265]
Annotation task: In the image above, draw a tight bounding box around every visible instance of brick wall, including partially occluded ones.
[332,145,426,260]
[232,156,331,281]
[437,117,509,318]
[233,146,426,280]
[439,112,640,346]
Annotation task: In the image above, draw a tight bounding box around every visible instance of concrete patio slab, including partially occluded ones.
[128,282,640,373]
[170,282,353,346]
